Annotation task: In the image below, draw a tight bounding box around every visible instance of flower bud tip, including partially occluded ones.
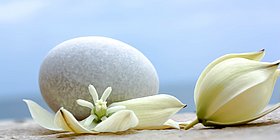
[273,60,280,66]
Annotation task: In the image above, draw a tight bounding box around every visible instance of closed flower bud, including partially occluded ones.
[185,50,280,129]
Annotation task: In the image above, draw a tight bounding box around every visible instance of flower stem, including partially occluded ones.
[184,117,199,130]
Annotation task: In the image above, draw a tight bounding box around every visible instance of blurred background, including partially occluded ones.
[0,0,280,120]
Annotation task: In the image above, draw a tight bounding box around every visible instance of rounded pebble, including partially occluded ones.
[39,36,159,119]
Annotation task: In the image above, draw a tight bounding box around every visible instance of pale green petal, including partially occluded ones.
[163,119,191,129]
[101,87,112,101]
[23,99,62,131]
[55,108,97,134]
[207,69,279,123]
[140,119,191,130]
[89,85,98,104]
[79,118,98,130]
[93,110,138,132]
[76,99,94,109]
[110,94,186,129]
[163,119,181,129]
[205,103,280,126]
[101,116,107,121]
[83,114,96,126]
[54,108,72,131]
[194,50,265,104]
[106,105,126,116]
[196,58,278,119]
[137,119,180,130]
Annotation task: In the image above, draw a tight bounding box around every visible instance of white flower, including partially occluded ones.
[185,50,280,129]
[24,85,138,133]
[76,85,127,128]
[24,85,186,133]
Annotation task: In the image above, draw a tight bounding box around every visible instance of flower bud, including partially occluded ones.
[185,50,280,129]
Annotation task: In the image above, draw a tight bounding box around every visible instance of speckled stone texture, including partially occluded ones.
[1,109,280,140]
[39,36,159,119]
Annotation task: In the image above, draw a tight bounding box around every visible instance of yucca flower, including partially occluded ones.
[185,50,280,129]
[24,85,186,133]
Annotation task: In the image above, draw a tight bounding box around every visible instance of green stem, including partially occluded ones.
[184,117,199,130]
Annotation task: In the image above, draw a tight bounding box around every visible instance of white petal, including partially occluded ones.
[140,119,191,130]
[101,87,112,101]
[23,99,62,131]
[83,114,96,126]
[80,118,98,130]
[76,99,94,109]
[106,105,126,116]
[196,58,278,119]
[207,69,279,123]
[94,110,138,132]
[163,119,180,129]
[101,116,107,121]
[110,94,186,129]
[205,103,280,126]
[137,119,180,130]
[55,108,97,134]
[163,119,191,129]
[89,85,98,104]
[54,108,72,131]
[277,69,280,76]
[194,50,265,104]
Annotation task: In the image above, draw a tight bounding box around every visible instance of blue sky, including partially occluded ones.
[0,0,280,98]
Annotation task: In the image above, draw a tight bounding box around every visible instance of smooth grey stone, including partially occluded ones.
[39,36,159,119]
